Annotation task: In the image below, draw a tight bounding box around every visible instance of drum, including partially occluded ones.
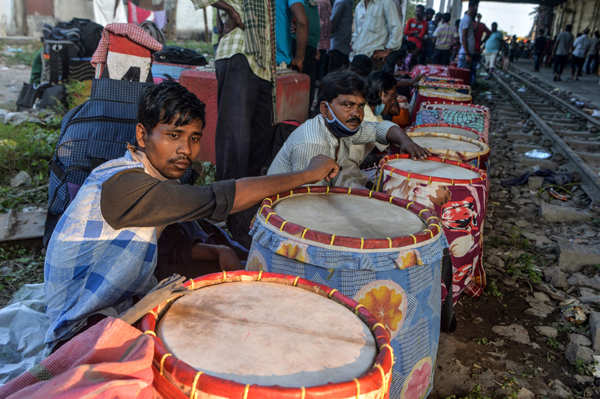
[140,270,393,399]
[406,131,490,170]
[377,155,488,305]
[408,123,485,143]
[417,81,471,94]
[247,186,446,399]
[423,76,464,84]
[420,102,490,120]
[411,88,472,122]
[415,109,489,142]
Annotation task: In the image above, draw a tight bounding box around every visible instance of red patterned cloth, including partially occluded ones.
[91,23,163,67]
[0,317,156,399]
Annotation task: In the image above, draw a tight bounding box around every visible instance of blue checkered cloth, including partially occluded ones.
[44,152,158,345]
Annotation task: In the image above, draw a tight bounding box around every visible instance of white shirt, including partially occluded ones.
[573,34,591,58]
[350,0,403,58]
[268,114,394,187]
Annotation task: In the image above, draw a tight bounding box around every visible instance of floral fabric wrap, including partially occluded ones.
[247,186,447,399]
[378,155,488,304]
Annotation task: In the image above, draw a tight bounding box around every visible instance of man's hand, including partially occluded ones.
[216,246,242,271]
[372,49,391,61]
[305,155,340,183]
[290,56,304,72]
[398,138,430,160]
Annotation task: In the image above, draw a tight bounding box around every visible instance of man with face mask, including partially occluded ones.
[267,70,429,187]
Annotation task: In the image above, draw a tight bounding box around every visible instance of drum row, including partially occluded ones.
[140,71,491,399]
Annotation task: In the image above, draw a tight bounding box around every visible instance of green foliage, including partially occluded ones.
[0,244,45,307]
[0,185,48,212]
[444,384,493,399]
[506,252,542,284]
[546,336,560,350]
[0,123,59,188]
[486,280,503,298]
[65,80,92,110]
[0,42,40,67]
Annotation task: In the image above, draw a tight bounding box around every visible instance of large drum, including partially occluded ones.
[140,271,393,399]
[377,155,488,305]
[420,102,490,121]
[406,131,490,170]
[417,81,471,94]
[422,76,464,84]
[247,186,446,399]
[408,123,485,143]
[411,88,472,121]
[415,109,489,142]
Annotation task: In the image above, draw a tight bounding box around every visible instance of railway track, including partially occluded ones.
[491,67,600,204]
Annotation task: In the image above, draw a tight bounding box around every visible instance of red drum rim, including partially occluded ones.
[378,154,488,186]
[139,271,394,399]
[409,123,486,142]
[257,186,443,250]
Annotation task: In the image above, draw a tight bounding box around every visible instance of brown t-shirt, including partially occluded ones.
[100,168,236,230]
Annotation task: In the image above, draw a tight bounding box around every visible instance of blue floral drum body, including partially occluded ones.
[246,186,447,399]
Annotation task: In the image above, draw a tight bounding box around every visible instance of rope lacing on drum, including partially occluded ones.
[328,288,338,298]
[354,303,366,315]
[159,353,172,376]
[329,235,336,246]
[381,343,394,366]
[243,384,250,399]
[257,270,263,281]
[190,371,203,399]
[301,228,308,239]
[386,237,392,248]
[354,378,361,399]
[418,209,428,217]
[265,212,276,223]
[279,221,287,231]
[410,234,417,244]
[388,196,394,203]
[143,330,156,337]
[360,237,365,249]
[405,202,414,209]
[292,276,300,286]
[299,386,306,398]
[374,364,387,393]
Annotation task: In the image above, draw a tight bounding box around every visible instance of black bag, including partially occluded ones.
[16,83,41,110]
[37,84,66,110]
[153,46,208,66]
[67,18,103,57]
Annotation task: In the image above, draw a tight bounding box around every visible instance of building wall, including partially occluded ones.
[53,0,94,22]
[552,0,600,37]
[176,0,213,39]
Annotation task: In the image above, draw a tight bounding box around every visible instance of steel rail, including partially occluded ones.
[493,73,600,203]
[506,64,600,128]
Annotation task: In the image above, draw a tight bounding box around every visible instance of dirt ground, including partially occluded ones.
[0,53,599,398]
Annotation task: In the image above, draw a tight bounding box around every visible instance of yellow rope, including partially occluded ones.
[300,387,306,399]
[348,187,352,195]
[388,195,394,203]
[243,384,250,399]
[222,270,227,281]
[424,229,433,238]
[307,186,311,193]
[354,304,366,315]
[190,371,203,399]
[257,270,263,281]
[371,322,386,332]
[301,228,308,239]
[360,237,364,249]
[328,288,338,298]
[279,221,287,231]
[293,276,300,286]
[330,235,336,246]
[143,330,156,337]
[159,353,172,376]
[380,343,394,365]
[375,364,387,392]
[406,201,414,209]
[148,310,158,319]
[426,216,439,222]
[418,209,427,217]
[265,212,276,223]
[410,234,417,244]
[354,378,361,399]
[386,237,392,248]
[326,185,330,194]
[368,190,373,198]
[189,279,195,290]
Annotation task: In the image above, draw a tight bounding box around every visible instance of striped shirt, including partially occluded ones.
[268,114,394,187]
[433,22,456,50]
[192,0,272,82]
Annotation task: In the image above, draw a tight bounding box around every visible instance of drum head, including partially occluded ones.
[157,282,376,387]
[273,193,425,238]
[410,136,483,153]
[387,158,481,180]
[410,125,480,140]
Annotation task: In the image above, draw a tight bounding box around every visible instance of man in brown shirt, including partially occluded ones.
[44,81,339,345]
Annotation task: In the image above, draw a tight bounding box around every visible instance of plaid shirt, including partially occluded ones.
[193,0,273,82]
[44,153,158,346]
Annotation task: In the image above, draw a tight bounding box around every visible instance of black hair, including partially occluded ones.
[349,55,373,77]
[138,80,206,134]
[416,5,424,10]
[566,24,573,32]
[318,70,367,104]
[366,71,396,107]
[139,20,166,45]
[425,7,435,15]
[443,13,451,23]
[468,0,478,8]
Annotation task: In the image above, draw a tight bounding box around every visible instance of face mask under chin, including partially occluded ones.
[324,102,360,138]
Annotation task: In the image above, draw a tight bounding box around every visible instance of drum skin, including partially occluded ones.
[378,155,488,305]
[247,186,446,399]
[406,131,490,170]
[139,271,393,399]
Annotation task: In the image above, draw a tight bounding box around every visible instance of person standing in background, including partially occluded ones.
[328,0,352,72]
[584,31,599,75]
[457,0,478,83]
[294,0,320,110]
[276,0,308,71]
[315,0,331,82]
[533,29,547,72]
[482,22,502,75]
[571,28,591,80]
[422,8,436,64]
[552,24,573,81]
[432,13,455,65]
[404,5,428,58]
